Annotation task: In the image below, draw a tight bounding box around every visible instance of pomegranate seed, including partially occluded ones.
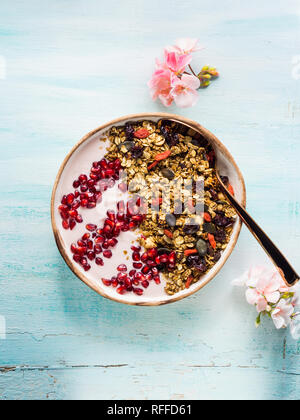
[82,233,90,240]
[160,254,169,263]
[77,246,87,255]
[77,240,86,247]
[95,236,105,244]
[121,224,130,232]
[147,248,158,259]
[129,270,136,277]
[73,254,81,263]
[117,272,127,281]
[102,241,109,249]
[79,174,88,183]
[133,288,143,296]
[133,279,140,286]
[59,204,69,212]
[87,202,96,209]
[99,159,108,169]
[107,238,118,247]
[134,272,143,281]
[72,200,80,210]
[103,250,112,258]
[102,278,112,287]
[103,225,112,235]
[142,280,149,289]
[86,224,97,232]
[87,251,95,261]
[68,209,78,218]
[105,169,115,178]
[111,277,119,288]
[95,257,104,266]
[148,260,156,268]
[61,195,68,205]
[60,211,69,220]
[114,158,121,169]
[107,210,115,221]
[141,253,148,262]
[133,262,142,269]
[117,212,125,221]
[154,275,161,284]
[62,220,69,229]
[142,265,150,274]
[73,180,80,189]
[83,264,91,272]
[90,173,98,181]
[80,185,88,192]
[131,214,143,223]
[116,286,126,295]
[117,264,127,272]
[74,191,80,198]
[132,252,141,261]
[118,182,127,193]
[80,257,88,266]
[152,267,159,276]
[131,245,141,252]
[76,214,83,223]
[80,199,88,207]
[155,256,161,265]
[168,251,176,264]
[94,245,102,254]
[145,272,153,280]
[70,243,77,253]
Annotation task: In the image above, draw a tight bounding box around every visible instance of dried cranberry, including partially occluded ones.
[125,122,134,140]
[131,145,143,159]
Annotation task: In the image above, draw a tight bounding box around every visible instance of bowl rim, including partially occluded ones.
[51,112,246,306]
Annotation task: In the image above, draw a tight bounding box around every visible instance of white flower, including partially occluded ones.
[271,299,294,329]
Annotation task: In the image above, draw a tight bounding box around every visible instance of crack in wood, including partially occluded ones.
[0,364,128,373]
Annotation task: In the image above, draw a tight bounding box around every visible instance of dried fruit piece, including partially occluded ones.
[208,234,216,250]
[134,128,149,139]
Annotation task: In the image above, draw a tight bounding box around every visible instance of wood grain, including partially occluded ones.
[0,0,299,400]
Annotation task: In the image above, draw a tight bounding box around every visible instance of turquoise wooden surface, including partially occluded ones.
[0,0,300,400]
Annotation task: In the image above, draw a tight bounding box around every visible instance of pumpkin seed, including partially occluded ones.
[196,239,208,256]
[165,213,176,227]
[161,168,175,180]
[203,222,217,234]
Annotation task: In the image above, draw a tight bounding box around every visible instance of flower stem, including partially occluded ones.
[188,65,197,77]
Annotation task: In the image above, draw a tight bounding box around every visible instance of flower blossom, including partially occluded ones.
[166,38,201,55]
[164,51,192,75]
[148,67,174,107]
[171,74,200,108]
[271,299,294,329]
[232,264,300,339]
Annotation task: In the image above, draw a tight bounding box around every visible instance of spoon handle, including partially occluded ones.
[218,178,299,286]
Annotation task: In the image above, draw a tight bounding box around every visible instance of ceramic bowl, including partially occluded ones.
[51,113,246,306]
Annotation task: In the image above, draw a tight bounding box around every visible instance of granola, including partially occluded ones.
[102,119,237,295]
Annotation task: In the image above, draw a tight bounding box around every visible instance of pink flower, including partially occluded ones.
[170,74,200,108]
[164,51,192,75]
[245,266,281,312]
[166,38,201,55]
[271,299,294,329]
[148,67,174,107]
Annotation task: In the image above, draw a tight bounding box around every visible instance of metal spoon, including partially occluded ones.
[164,119,299,287]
